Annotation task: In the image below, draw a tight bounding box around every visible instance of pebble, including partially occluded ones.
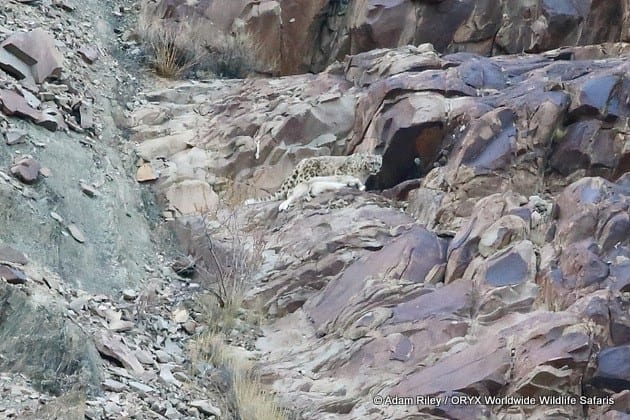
[67,223,86,243]
[122,289,138,301]
[190,400,222,417]
[80,182,99,197]
[159,365,181,387]
[128,381,155,395]
[172,308,189,324]
[102,379,126,392]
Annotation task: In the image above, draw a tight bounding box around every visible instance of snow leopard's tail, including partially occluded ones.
[243,191,285,206]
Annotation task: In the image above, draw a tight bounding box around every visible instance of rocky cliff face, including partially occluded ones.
[131,41,630,418]
[1,1,629,420]
[152,0,630,74]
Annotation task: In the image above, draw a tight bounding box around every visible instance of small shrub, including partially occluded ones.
[137,1,273,79]
[191,210,263,310]
[191,331,288,420]
[137,2,206,78]
[184,209,287,419]
[205,32,262,79]
[148,25,198,78]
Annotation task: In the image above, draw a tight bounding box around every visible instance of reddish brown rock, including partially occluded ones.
[559,240,609,288]
[10,157,42,184]
[77,46,98,64]
[36,107,65,131]
[95,332,144,375]
[0,264,27,284]
[445,193,527,283]
[136,163,158,182]
[348,0,417,54]
[591,346,630,393]
[0,48,34,84]
[0,89,62,132]
[165,180,218,215]
[550,120,626,178]
[484,240,536,286]
[389,279,471,325]
[1,29,64,83]
[567,72,628,120]
[391,332,510,396]
[555,177,629,251]
[146,0,630,75]
[305,225,448,330]
[129,41,630,420]
[0,89,43,122]
[0,246,28,265]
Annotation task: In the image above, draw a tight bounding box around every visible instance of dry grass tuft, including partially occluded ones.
[25,388,86,420]
[137,2,205,78]
[148,27,197,78]
[137,1,272,79]
[231,360,288,420]
[191,330,288,420]
[189,210,264,311]
[206,31,266,79]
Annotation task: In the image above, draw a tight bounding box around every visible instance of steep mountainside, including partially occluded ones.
[0,1,629,420]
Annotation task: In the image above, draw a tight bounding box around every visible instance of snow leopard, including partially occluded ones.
[244,153,382,208]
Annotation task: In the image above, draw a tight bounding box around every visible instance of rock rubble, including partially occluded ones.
[1,0,228,418]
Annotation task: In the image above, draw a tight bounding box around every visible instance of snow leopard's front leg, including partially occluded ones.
[279,182,310,211]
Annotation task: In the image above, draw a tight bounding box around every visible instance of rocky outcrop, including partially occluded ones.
[148,0,630,74]
[2,0,629,419]
[129,41,630,419]
[346,0,630,56]
[0,9,102,134]
[128,72,359,216]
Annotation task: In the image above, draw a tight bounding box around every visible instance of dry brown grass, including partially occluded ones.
[148,26,198,78]
[207,31,268,78]
[191,331,288,420]
[137,1,205,78]
[137,1,272,79]
[183,207,286,419]
[25,388,86,420]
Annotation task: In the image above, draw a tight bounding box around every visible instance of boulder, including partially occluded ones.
[165,180,219,215]
[591,346,630,393]
[10,157,42,184]
[0,28,63,83]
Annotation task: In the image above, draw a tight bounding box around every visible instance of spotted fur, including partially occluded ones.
[246,153,382,205]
